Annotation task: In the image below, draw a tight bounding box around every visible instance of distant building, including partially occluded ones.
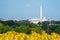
[12,19,20,21]
[28,17,47,24]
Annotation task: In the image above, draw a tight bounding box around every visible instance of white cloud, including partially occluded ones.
[25,4,31,7]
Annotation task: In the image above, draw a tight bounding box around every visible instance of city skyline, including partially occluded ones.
[0,0,60,20]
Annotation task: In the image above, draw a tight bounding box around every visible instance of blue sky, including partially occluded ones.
[0,0,60,20]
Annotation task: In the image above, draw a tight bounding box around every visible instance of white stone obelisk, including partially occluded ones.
[40,5,42,23]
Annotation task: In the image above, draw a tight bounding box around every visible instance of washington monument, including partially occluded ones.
[40,5,42,23]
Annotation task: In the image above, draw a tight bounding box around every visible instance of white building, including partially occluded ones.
[28,17,47,24]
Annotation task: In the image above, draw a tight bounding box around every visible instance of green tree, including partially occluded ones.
[15,25,31,34]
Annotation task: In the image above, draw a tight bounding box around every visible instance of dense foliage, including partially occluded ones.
[42,21,60,34]
[0,20,60,40]
[0,20,60,34]
[0,31,60,40]
[0,20,42,34]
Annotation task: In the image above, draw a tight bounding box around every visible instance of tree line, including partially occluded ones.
[0,20,60,34]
